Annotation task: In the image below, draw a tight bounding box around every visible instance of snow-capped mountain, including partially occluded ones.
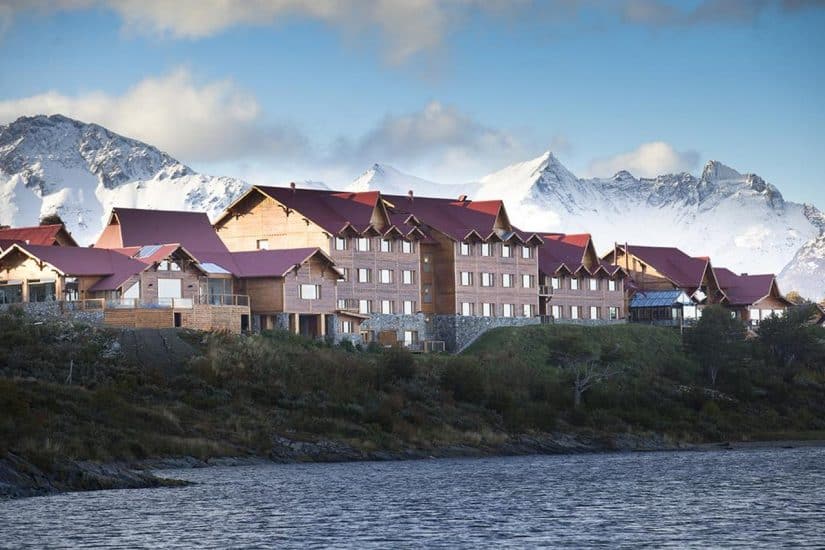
[349,163,473,198]
[0,115,249,245]
[471,151,824,300]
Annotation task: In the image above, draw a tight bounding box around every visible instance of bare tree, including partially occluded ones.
[570,359,620,409]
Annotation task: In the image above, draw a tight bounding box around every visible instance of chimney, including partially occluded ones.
[0,224,9,230]
[290,181,296,193]
[407,190,414,201]
[458,194,468,202]
[741,272,748,276]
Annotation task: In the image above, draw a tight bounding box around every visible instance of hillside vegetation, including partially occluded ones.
[1,306,824,474]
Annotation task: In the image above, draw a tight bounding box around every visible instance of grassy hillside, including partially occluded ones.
[2,307,824,473]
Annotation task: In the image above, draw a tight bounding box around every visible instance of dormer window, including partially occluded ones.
[501,244,512,258]
[401,240,413,254]
[380,239,392,253]
[334,237,347,250]
[521,245,532,259]
[356,237,371,252]
[459,242,471,256]
[480,243,492,257]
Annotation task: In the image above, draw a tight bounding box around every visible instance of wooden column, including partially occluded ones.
[292,313,299,334]
[319,314,326,337]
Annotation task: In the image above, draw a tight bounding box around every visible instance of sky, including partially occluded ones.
[0,0,823,206]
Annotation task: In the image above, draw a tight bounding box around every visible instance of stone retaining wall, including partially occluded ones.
[0,302,104,325]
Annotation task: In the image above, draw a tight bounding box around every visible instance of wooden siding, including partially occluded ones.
[241,278,284,314]
[282,256,338,313]
[215,192,330,252]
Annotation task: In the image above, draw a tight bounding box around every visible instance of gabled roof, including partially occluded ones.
[382,194,519,242]
[242,186,384,236]
[714,267,786,306]
[95,208,229,253]
[0,224,77,248]
[619,245,710,289]
[194,248,338,278]
[531,232,624,277]
[0,243,145,292]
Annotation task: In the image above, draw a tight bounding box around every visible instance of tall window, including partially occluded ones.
[423,284,433,303]
[460,271,473,286]
[340,320,353,333]
[359,299,372,314]
[482,302,494,317]
[401,240,413,254]
[403,300,415,315]
[590,306,599,319]
[609,307,619,320]
[422,254,432,272]
[402,270,415,284]
[523,304,534,317]
[356,237,371,252]
[381,300,394,314]
[570,278,579,290]
[551,305,562,318]
[551,276,561,289]
[459,242,471,256]
[501,244,511,258]
[256,239,269,250]
[570,306,579,319]
[522,274,533,288]
[460,302,474,316]
[608,279,617,292]
[299,284,320,300]
[480,243,492,257]
[337,298,347,309]
[589,278,598,291]
[340,267,350,281]
[379,269,393,284]
[521,246,532,259]
[357,268,371,283]
[334,237,347,250]
[502,273,513,288]
[502,304,514,318]
[403,330,419,347]
[481,272,494,287]
[380,239,392,252]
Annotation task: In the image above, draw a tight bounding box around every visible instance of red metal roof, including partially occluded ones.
[624,245,709,288]
[530,232,622,276]
[1,243,146,292]
[253,187,382,235]
[714,267,782,306]
[95,208,229,253]
[382,194,509,242]
[0,224,76,247]
[194,248,334,278]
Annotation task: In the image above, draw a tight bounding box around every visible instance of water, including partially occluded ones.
[2,448,824,548]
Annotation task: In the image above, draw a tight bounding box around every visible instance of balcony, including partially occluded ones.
[197,294,250,307]
[104,294,250,310]
[538,285,553,296]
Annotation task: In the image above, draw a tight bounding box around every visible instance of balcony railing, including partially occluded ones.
[337,298,360,311]
[104,295,249,310]
[197,294,250,307]
[538,285,553,296]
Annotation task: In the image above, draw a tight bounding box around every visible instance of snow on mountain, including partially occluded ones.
[0,115,249,245]
[473,151,824,300]
[350,163,473,199]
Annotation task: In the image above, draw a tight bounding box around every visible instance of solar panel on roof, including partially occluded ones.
[135,245,162,259]
[199,262,231,274]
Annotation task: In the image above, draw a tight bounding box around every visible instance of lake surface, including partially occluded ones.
[2,447,824,548]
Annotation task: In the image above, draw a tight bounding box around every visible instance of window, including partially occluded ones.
[357,268,371,283]
[300,284,320,300]
[551,305,562,318]
[123,281,140,300]
[608,279,617,292]
[340,267,350,281]
[0,282,23,304]
[590,306,599,319]
[403,300,415,315]
[359,299,372,314]
[589,278,598,291]
[502,304,514,317]
[501,244,511,258]
[460,271,473,286]
[170,261,181,272]
[459,242,471,256]
[570,278,579,290]
[481,243,492,256]
[360,330,375,342]
[28,281,56,303]
[460,302,474,316]
[356,237,371,251]
[401,240,413,254]
[502,273,513,288]
[380,300,394,314]
[334,237,347,250]
[609,307,619,320]
[749,308,760,325]
[403,330,419,347]
[522,274,533,288]
[256,239,269,250]
[521,246,532,259]
[402,270,415,285]
[481,272,494,287]
[571,306,579,319]
[551,277,561,290]
[422,254,432,272]
[337,298,347,309]
[522,304,534,317]
[379,269,393,284]
[423,284,433,303]
[380,239,392,252]
[482,302,494,317]
[341,320,353,334]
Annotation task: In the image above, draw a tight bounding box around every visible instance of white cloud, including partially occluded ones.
[333,100,527,182]
[0,68,308,162]
[587,141,700,178]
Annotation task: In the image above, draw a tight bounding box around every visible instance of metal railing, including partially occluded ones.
[197,294,250,307]
[538,285,553,296]
[337,298,360,311]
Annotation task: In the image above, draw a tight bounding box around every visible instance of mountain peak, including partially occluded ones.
[701,160,743,182]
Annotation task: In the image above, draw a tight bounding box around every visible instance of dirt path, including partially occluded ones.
[118,328,196,371]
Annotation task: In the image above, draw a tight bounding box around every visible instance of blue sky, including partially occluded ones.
[0,1,823,206]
